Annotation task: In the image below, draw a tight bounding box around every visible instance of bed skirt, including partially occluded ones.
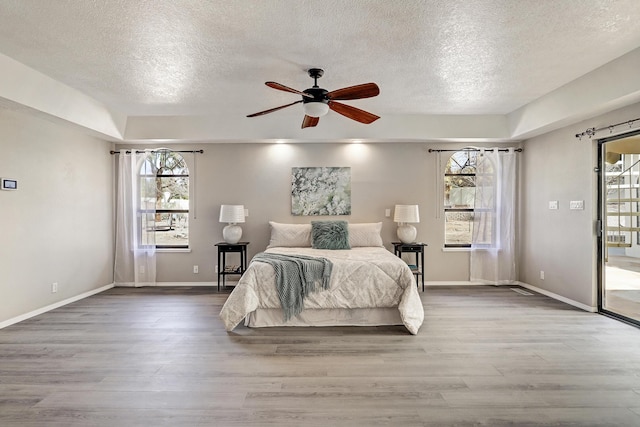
[245,307,403,328]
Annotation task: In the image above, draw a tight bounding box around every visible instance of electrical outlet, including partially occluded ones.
[548,201,558,210]
[540,270,545,280]
[215,265,218,273]
[52,282,58,293]
[193,265,199,274]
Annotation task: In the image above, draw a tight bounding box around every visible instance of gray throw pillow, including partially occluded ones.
[311,220,350,250]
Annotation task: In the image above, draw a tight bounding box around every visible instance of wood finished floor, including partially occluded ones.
[1,286,640,426]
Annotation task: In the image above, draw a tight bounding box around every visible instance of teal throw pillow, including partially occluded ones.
[311,220,350,250]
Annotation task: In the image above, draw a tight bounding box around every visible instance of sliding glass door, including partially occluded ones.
[599,132,640,326]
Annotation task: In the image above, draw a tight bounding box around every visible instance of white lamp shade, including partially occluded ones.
[393,205,420,223]
[303,102,330,118]
[219,205,245,224]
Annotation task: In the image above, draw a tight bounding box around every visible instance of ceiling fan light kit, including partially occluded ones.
[303,102,329,118]
[247,68,380,128]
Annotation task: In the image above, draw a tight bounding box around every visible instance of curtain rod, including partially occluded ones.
[110,149,204,155]
[428,148,522,153]
[575,117,640,140]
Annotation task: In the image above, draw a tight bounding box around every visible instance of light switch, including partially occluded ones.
[570,200,584,210]
[385,208,391,217]
[548,201,558,210]
[244,208,249,217]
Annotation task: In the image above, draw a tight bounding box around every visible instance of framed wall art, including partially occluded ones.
[291,167,351,216]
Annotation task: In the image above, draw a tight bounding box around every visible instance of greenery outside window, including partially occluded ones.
[444,150,478,247]
[140,151,189,249]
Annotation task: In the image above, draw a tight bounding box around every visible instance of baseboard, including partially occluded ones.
[115,281,239,288]
[153,281,219,287]
[0,283,115,330]
[425,281,486,286]
[517,282,597,312]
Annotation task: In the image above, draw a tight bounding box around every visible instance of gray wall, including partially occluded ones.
[120,142,520,283]
[10,95,636,323]
[0,108,114,324]
[521,101,640,308]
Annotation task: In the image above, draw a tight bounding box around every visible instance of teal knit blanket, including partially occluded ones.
[252,252,333,321]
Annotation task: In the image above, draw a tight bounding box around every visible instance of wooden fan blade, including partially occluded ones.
[327,83,379,100]
[246,100,302,117]
[301,115,319,129]
[329,101,380,124]
[265,82,314,98]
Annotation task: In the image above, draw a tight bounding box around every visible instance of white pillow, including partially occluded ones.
[267,222,312,248]
[348,222,384,247]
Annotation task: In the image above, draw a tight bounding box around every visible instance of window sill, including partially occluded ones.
[156,248,191,253]
[442,247,471,252]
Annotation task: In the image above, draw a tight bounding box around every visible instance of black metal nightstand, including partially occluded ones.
[215,242,249,291]
[392,242,427,291]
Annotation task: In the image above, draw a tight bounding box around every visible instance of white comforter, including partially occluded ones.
[219,247,424,334]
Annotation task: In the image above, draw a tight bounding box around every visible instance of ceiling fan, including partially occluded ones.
[247,68,380,129]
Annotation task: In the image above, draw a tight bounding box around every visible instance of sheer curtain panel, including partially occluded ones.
[470,148,517,285]
[114,150,157,286]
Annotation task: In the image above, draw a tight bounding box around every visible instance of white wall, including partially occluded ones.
[0,108,114,324]
[521,101,640,308]
[119,142,520,283]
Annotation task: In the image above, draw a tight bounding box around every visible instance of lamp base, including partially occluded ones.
[397,224,417,244]
[223,224,242,244]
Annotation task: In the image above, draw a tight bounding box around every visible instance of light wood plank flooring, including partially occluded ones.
[1,286,640,426]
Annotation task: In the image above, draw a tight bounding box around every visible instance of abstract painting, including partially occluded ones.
[291,167,351,216]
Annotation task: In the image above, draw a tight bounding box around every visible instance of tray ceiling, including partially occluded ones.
[1,0,640,142]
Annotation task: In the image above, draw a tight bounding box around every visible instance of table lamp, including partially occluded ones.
[219,204,245,244]
[394,204,419,244]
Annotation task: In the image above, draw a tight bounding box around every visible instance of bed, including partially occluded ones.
[219,221,424,335]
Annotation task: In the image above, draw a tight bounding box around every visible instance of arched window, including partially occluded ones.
[444,150,478,247]
[140,151,189,248]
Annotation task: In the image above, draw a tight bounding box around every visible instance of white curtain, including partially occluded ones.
[470,148,517,285]
[114,149,157,286]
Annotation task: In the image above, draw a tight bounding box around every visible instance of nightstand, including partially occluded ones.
[215,242,249,291]
[392,242,427,291]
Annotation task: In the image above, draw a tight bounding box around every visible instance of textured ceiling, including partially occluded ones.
[1,0,640,140]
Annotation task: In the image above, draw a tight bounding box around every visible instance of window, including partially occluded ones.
[444,150,478,247]
[140,151,189,248]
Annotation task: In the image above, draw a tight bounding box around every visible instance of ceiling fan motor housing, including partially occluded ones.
[302,87,329,104]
